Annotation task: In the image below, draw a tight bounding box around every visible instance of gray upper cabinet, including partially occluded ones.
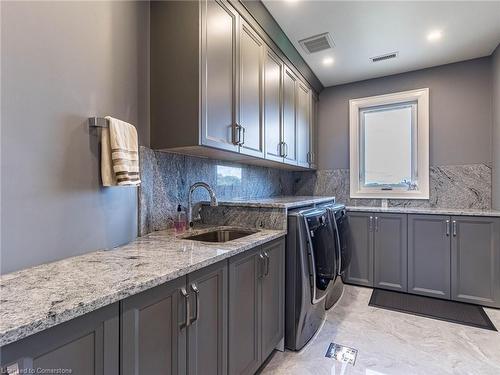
[150,0,316,170]
[282,67,298,166]
[201,0,239,152]
[121,277,187,375]
[187,261,228,375]
[344,212,374,287]
[264,48,284,163]
[296,81,311,168]
[309,93,318,169]
[228,238,285,375]
[238,20,265,158]
[451,216,500,308]
[1,304,119,375]
[408,214,451,299]
[373,213,408,292]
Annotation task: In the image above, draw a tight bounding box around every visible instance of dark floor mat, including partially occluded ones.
[369,289,497,331]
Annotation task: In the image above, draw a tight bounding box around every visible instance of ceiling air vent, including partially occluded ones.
[370,52,398,63]
[299,32,334,54]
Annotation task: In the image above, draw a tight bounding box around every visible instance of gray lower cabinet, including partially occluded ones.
[373,213,408,292]
[187,262,228,375]
[228,238,285,375]
[451,216,500,308]
[408,214,451,299]
[121,260,228,375]
[1,303,119,375]
[345,211,500,308]
[344,212,407,292]
[344,212,374,287]
[228,246,261,375]
[121,276,187,375]
[260,239,285,361]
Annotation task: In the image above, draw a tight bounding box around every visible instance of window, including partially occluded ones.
[349,88,429,199]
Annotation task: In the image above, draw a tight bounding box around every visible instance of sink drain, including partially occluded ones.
[325,342,358,366]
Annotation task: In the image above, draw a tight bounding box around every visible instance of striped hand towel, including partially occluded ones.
[101,116,141,186]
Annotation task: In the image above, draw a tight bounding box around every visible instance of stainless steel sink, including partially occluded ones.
[183,229,257,243]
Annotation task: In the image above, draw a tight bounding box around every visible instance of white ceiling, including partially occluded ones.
[262,1,500,87]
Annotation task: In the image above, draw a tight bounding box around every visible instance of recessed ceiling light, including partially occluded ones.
[322,57,334,66]
[284,0,299,4]
[427,30,442,42]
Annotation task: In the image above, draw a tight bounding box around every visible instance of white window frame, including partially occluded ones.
[349,88,429,199]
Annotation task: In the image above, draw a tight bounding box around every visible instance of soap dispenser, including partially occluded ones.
[174,204,187,233]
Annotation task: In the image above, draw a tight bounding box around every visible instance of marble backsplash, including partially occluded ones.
[139,147,294,235]
[293,164,492,209]
[200,205,288,230]
[139,144,491,235]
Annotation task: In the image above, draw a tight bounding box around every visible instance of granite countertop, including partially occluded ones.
[0,226,286,347]
[212,196,336,209]
[346,206,500,217]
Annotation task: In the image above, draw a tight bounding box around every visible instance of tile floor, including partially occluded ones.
[262,285,500,375]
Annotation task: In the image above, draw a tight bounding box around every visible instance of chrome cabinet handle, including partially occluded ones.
[369,216,373,232]
[239,126,245,146]
[180,287,190,328]
[284,142,288,158]
[259,253,266,278]
[446,220,450,236]
[190,283,200,324]
[263,252,270,277]
[375,217,379,232]
[232,124,245,146]
[232,124,240,145]
[279,141,285,157]
[452,220,457,237]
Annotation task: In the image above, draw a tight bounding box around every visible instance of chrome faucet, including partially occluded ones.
[187,182,218,227]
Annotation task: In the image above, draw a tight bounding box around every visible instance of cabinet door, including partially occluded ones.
[228,246,262,375]
[1,304,119,375]
[282,67,297,165]
[200,0,239,152]
[261,238,285,361]
[451,216,500,308]
[309,93,318,169]
[408,215,451,299]
[121,277,187,375]
[238,20,265,158]
[344,212,374,287]
[187,261,228,375]
[264,48,283,163]
[296,81,311,168]
[373,213,408,292]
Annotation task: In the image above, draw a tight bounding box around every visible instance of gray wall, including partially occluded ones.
[1,1,150,274]
[493,45,500,209]
[318,57,493,170]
